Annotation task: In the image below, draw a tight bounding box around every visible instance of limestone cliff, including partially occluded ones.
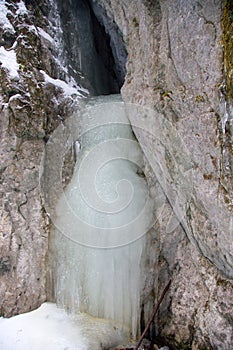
[0,0,87,316]
[0,0,232,349]
[89,1,233,348]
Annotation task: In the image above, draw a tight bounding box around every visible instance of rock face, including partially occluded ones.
[0,0,87,316]
[91,0,233,348]
[0,0,232,349]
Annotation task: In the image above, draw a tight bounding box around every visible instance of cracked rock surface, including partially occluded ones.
[0,0,86,317]
[93,0,233,348]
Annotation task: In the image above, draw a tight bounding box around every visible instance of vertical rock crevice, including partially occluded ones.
[221,0,233,208]
[55,0,127,95]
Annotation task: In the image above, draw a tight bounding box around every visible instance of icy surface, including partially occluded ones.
[38,27,54,43]
[0,46,19,78]
[48,95,154,339]
[0,302,127,350]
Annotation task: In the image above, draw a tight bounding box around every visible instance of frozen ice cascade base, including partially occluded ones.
[0,302,129,350]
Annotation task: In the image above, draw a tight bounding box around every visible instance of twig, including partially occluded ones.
[135,279,171,350]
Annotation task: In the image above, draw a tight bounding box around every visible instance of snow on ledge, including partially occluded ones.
[0,0,15,32]
[0,302,127,350]
[16,0,28,15]
[41,70,88,98]
[37,27,54,44]
[37,27,54,43]
[0,46,19,79]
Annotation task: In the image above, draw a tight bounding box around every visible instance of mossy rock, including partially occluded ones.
[222,0,233,100]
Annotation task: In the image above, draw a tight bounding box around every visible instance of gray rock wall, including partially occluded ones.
[91,0,233,348]
[0,0,86,316]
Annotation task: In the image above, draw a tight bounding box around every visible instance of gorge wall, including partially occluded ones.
[0,0,232,349]
[92,1,233,348]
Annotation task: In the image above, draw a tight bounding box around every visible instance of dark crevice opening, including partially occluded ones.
[89,5,121,93]
[56,0,127,96]
[87,0,127,94]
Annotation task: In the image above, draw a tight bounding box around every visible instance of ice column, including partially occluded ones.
[48,95,154,339]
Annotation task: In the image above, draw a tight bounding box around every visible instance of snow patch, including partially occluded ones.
[0,46,19,79]
[16,0,28,15]
[38,27,54,44]
[0,0,15,32]
[41,70,88,97]
[0,302,127,350]
[8,93,22,102]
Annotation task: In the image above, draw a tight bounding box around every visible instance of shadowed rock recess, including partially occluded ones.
[0,0,232,349]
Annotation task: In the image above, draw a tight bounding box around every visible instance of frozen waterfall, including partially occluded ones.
[46,95,154,340]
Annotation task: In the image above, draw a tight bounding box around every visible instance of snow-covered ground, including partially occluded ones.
[0,303,128,350]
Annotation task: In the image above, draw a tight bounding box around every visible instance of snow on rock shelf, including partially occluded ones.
[0,0,15,32]
[41,70,88,98]
[38,27,54,44]
[0,302,127,350]
[0,46,19,79]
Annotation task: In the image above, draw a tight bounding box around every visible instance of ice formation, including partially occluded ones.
[0,302,128,350]
[48,95,154,339]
